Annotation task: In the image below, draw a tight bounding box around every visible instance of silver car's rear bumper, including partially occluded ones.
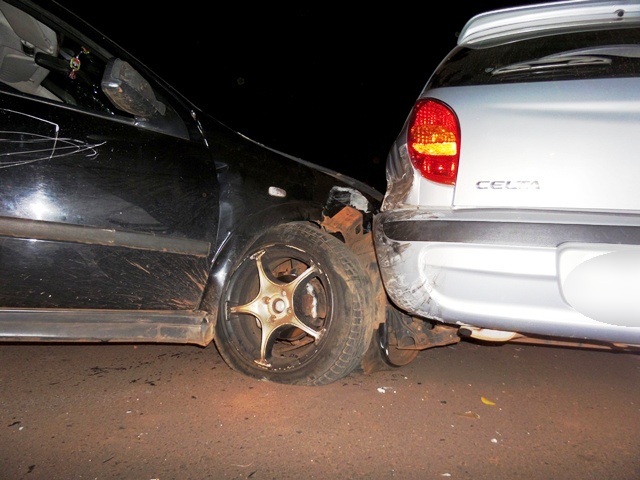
[373,208,640,345]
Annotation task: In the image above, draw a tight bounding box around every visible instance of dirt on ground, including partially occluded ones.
[1,339,639,480]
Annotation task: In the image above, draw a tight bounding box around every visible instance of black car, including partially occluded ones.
[0,0,400,385]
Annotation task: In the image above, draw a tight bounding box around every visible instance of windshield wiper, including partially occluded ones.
[491,44,640,76]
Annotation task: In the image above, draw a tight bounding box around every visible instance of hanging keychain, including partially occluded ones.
[68,46,90,79]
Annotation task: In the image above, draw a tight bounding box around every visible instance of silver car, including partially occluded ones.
[373,0,640,365]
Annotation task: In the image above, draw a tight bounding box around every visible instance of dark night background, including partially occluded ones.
[57,1,542,192]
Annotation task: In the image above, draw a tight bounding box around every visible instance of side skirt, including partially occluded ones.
[0,309,212,346]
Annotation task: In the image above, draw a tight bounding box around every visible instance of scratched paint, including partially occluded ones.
[0,108,104,168]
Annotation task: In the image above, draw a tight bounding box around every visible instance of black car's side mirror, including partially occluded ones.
[101,57,166,118]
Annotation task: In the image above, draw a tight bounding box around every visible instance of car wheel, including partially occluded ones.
[216,222,374,386]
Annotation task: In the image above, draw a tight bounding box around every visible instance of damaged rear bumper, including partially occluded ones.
[373,208,640,345]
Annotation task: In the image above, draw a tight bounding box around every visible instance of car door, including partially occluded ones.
[0,1,219,312]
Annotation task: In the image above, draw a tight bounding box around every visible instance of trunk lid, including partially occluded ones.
[432,79,640,213]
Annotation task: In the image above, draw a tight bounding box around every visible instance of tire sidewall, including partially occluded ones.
[215,222,374,386]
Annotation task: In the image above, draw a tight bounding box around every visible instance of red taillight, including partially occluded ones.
[407,98,460,185]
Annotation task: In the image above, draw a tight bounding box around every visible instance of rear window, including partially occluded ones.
[429,25,640,88]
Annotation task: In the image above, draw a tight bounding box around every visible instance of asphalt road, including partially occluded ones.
[1,338,638,480]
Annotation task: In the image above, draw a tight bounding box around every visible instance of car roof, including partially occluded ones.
[457,0,640,45]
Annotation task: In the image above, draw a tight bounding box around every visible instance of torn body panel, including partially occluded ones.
[321,204,397,373]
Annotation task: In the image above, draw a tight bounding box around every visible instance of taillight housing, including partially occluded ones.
[407,98,460,185]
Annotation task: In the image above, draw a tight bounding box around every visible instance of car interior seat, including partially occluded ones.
[0,0,59,99]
